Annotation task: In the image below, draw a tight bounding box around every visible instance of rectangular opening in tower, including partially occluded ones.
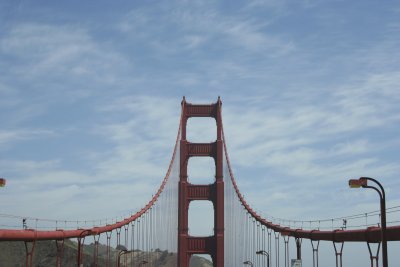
[188,200,215,237]
[188,157,216,184]
[186,117,216,143]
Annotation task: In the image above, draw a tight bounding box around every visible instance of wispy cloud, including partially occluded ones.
[117,1,294,59]
[0,22,134,104]
[222,69,400,219]
[0,129,54,148]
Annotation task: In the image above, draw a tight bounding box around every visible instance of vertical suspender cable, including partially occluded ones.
[268,228,272,267]
[124,225,128,267]
[257,222,260,267]
[275,231,280,267]
[137,219,141,263]
[263,226,266,267]
[131,222,135,267]
[106,231,111,267]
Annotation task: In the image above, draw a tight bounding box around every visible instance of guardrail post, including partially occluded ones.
[295,237,302,260]
[116,227,122,248]
[106,231,112,267]
[367,242,381,267]
[310,240,319,267]
[55,239,64,267]
[124,225,129,267]
[274,231,280,267]
[283,235,289,267]
[333,242,344,267]
[24,240,36,267]
[93,234,100,267]
[77,234,87,267]
[267,228,272,267]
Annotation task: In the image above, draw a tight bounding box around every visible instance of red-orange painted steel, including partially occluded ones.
[178,97,224,267]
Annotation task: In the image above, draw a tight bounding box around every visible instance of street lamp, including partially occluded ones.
[139,260,148,266]
[256,250,270,267]
[243,260,254,266]
[348,177,388,267]
[0,178,6,187]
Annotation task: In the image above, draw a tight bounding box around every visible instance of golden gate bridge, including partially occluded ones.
[1,97,400,267]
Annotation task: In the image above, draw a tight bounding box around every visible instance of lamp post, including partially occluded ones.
[348,177,388,267]
[256,250,270,267]
[243,260,254,266]
[117,249,128,267]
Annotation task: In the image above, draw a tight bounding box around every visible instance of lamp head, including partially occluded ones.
[348,177,367,188]
[256,250,269,256]
[0,178,6,187]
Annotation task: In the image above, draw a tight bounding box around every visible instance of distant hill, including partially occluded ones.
[0,240,213,267]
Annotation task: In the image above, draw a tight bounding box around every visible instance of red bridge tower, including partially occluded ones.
[178,97,224,267]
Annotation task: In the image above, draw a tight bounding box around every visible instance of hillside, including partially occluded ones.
[0,240,213,267]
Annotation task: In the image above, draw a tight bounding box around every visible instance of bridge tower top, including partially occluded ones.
[180,96,222,141]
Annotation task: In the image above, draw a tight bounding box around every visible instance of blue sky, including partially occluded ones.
[1,0,400,265]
